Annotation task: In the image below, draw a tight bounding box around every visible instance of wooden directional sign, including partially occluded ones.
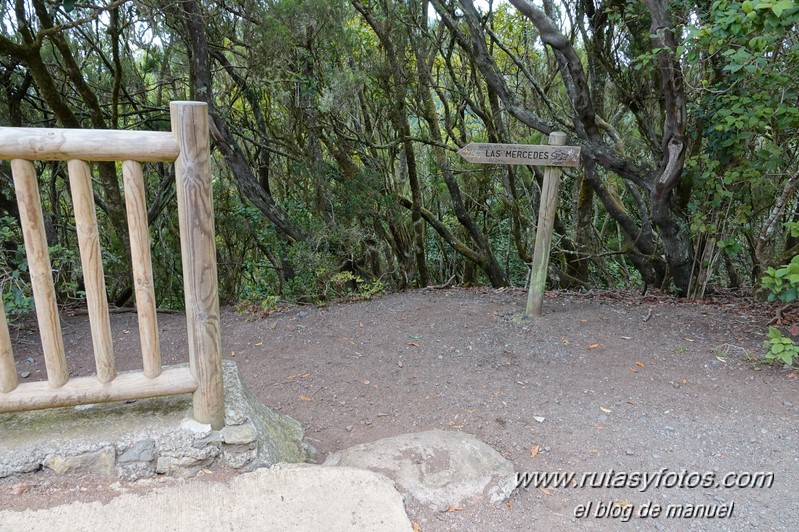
[457,142,580,167]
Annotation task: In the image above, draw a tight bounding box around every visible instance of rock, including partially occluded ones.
[20,371,31,379]
[223,446,257,469]
[118,439,156,463]
[324,429,516,509]
[44,447,115,475]
[180,418,212,436]
[221,423,257,445]
[221,361,309,466]
[155,456,213,478]
[192,432,223,448]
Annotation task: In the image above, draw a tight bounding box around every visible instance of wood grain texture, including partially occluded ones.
[526,132,567,317]
[12,159,69,388]
[0,128,178,162]
[0,303,17,393]
[68,160,116,383]
[123,160,162,378]
[0,366,197,413]
[171,101,225,429]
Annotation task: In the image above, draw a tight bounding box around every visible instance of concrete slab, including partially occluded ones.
[324,429,516,510]
[0,463,413,532]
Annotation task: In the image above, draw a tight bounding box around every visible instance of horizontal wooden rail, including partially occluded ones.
[0,366,197,414]
[0,128,179,162]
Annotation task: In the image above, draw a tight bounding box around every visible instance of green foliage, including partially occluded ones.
[763,327,799,366]
[0,217,32,319]
[761,255,799,366]
[5,0,799,313]
[680,0,799,288]
[329,271,385,300]
[0,216,83,319]
[762,255,799,303]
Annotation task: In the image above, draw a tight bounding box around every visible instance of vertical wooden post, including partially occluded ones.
[171,101,225,429]
[526,132,567,317]
[67,160,116,383]
[0,302,17,393]
[12,159,69,387]
[123,160,162,378]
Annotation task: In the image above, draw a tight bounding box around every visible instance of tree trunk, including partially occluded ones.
[352,0,430,287]
[179,0,304,244]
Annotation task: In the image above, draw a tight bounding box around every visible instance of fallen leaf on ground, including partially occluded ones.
[627,400,637,405]
[407,341,420,347]
[681,378,688,385]
[530,444,540,458]
[359,321,364,328]
[600,406,612,413]
[507,499,513,511]
[9,483,34,495]
[413,523,422,532]
[628,367,638,373]
[446,505,463,512]
[588,343,601,349]
[636,361,645,368]
[299,395,312,401]
[397,360,403,368]
[254,341,263,346]
[788,370,798,379]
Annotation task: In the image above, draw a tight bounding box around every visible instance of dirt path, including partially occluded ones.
[2,288,798,530]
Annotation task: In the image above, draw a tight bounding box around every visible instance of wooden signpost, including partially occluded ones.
[456,141,580,167]
[457,132,581,317]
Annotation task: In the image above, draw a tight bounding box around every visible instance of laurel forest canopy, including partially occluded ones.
[0,0,797,316]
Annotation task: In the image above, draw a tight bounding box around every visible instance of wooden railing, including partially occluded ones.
[0,102,225,429]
